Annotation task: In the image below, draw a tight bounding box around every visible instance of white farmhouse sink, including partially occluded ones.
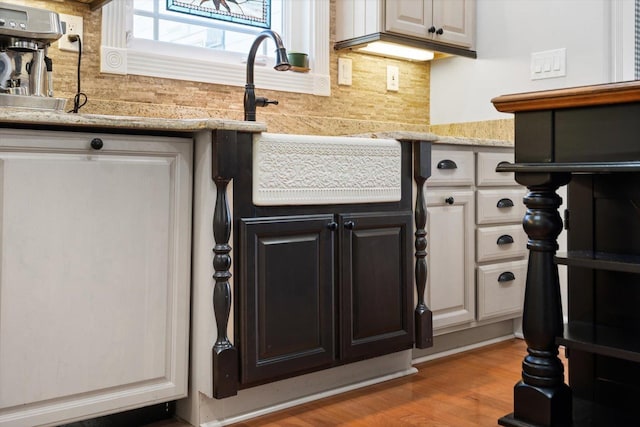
[253,133,402,206]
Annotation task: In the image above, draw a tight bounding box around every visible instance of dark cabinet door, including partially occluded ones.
[239,214,336,386]
[339,211,414,361]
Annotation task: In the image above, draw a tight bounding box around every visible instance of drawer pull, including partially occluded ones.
[496,161,512,170]
[498,271,516,283]
[344,220,355,230]
[496,234,514,245]
[437,159,458,170]
[445,196,455,205]
[90,138,104,150]
[497,198,514,208]
[327,221,338,231]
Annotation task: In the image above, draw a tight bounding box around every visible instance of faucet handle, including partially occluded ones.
[256,97,279,107]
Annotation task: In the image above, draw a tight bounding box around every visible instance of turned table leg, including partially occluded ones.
[500,172,572,427]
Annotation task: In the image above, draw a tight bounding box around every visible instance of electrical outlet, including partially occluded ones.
[58,14,83,52]
[387,65,399,91]
[338,57,352,86]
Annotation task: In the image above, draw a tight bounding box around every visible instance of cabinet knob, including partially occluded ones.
[437,159,457,170]
[498,271,516,283]
[428,26,436,33]
[445,196,455,205]
[327,221,338,231]
[344,220,355,230]
[496,234,514,245]
[497,198,514,208]
[435,28,444,35]
[90,138,104,150]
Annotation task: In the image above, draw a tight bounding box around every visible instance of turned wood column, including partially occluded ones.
[211,130,239,398]
[500,171,571,427]
[413,141,433,348]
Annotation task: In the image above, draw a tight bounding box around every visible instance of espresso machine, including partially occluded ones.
[0,2,65,109]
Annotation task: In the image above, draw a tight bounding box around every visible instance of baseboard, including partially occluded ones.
[200,367,418,427]
[412,334,515,365]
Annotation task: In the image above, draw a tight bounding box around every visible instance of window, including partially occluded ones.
[101,0,330,96]
[133,1,281,56]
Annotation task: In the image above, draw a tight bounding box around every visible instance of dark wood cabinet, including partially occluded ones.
[339,212,414,361]
[207,134,429,396]
[238,214,336,386]
[238,211,414,386]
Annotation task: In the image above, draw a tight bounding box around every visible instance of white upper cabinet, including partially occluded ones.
[336,0,475,53]
[431,0,475,48]
[386,0,475,48]
[385,0,431,38]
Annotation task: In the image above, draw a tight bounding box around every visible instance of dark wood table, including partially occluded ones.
[492,81,640,427]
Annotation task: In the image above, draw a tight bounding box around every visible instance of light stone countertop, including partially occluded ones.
[352,131,513,147]
[0,108,267,133]
[0,109,512,147]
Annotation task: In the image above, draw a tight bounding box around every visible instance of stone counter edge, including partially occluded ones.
[0,108,267,133]
[349,131,513,147]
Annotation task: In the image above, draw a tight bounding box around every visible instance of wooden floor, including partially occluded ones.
[151,338,548,427]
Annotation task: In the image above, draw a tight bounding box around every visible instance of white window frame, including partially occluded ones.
[608,0,635,82]
[101,0,330,96]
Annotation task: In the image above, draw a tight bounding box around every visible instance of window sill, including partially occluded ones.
[100,0,330,96]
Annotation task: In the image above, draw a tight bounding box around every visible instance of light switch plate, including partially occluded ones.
[531,48,566,80]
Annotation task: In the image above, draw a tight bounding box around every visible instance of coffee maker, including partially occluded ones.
[0,2,65,110]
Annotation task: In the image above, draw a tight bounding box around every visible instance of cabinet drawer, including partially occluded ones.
[477,224,527,263]
[429,148,474,186]
[476,151,517,187]
[477,260,527,321]
[477,188,526,225]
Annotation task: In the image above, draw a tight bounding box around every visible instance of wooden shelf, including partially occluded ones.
[557,322,640,363]
[555,251,640,274]
[491,80,640,114]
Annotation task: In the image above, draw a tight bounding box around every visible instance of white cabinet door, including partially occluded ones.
[338,0,475,50]
[432,0,475,48]
[426,189,475,330]
[0,130,192,427]
[385,0,432,38]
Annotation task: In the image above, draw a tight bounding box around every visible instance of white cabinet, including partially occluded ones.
[386,0,475,48]
[426,144,526,335]
[426,188,475,329]
[0,129,192,427]
[335,0,475,52]
[475,150,527,322]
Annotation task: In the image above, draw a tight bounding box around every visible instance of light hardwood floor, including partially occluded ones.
[150,338,549,427]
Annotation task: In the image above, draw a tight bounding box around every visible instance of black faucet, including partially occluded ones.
[244,30,291,121]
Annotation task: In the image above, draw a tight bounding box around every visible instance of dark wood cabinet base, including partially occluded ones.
[222,137,425,391]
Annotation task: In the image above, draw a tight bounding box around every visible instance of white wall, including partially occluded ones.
[430,0,635,124]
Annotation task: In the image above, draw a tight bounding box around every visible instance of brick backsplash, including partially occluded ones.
[19,0,430,135]
[430,119,514,142]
